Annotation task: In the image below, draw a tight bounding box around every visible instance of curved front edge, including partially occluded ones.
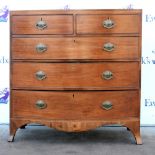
[50,119,142,144]
[8,118,142,144]
[50,120,104,132]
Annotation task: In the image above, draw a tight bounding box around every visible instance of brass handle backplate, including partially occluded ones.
[35,71,47,80]
[35,100,47,109]
[36,43,47,53]
[102,70,113,80]
[102,18,115,29]
[101,101,113,110]
[103,43,115,52]
[36,18,47,30]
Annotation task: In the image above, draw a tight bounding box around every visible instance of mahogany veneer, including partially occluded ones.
[9,9,142,144]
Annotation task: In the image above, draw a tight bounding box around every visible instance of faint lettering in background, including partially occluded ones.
[152,50,155,64]
[123,4,134,10]
[142,57,155,64]
[0,88,9,104]
[64,5,70,10]
[141,50,155,64]
[146,14,155,22]
[0,6,9,22]
[141,56,151,64]
[152,50,155,54]
[145,99,155,107]
[0,56,9,64]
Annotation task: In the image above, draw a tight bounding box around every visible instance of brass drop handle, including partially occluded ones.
[102,71,113,80]
[36,43,47,53]
[35,100,47,109]
[102,18,115,29]
[36,18,47,30]
[35,71,47,80]
[101,101,113,110]
[103,43,115,52]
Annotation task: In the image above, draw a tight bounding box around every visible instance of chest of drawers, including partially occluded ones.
[9,10,142,144]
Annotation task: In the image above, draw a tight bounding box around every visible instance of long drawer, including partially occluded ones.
[12,37,139,60]
[11,15,73,35]
[12,62,139,90]
[12,90,139,119]
[76,14,141,34]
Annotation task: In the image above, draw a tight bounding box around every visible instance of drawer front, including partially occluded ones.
[12,62,139,90]
[12,37,139,60]
[11,15,73,34]
[12,90,139,119]
[76,14,140,34]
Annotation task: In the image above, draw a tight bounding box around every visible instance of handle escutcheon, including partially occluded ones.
[101,101,113,110]
[35,71,47,80]
[35,100,47,109]
[102,70,113,80]
[36,43,47,53]
[36,18,47,30]
[102,18,115,29]
[103,43,115,52]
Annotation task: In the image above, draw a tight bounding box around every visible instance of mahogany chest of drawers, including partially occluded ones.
[9,9,142,144]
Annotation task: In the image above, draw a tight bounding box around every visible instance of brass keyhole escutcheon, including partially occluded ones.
[102,17,115,29]
[36,18,47,30]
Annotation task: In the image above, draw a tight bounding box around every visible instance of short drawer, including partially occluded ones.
[11,90,139,119]
[76,14,141,35]
[11,15,73,35]
[12,62,139,90]
[12,37,139,60]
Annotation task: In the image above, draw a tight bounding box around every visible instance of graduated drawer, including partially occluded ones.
[11,90,139,119]
[11,15,73,35]
[12,37,139,60]
[76,14,141,34]
[12,62,139,90]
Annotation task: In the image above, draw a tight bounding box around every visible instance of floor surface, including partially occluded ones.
[0,124,155,155]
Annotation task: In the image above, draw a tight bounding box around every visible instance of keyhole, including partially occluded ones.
[73,94,74,98]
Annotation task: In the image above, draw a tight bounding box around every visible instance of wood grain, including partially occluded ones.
[76,14,140,34]
[8,118,142,144]
[12,62,139,90]
[10,9,142,144]
[11,90,139,119]
[12,37,139,60]
[11,15,73,35]
[10,9,142,16]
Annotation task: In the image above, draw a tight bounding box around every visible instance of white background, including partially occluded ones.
[0,0,155,125]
